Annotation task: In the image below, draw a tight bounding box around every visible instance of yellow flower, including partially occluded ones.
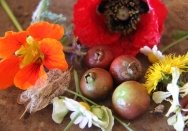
[144,52,188,94]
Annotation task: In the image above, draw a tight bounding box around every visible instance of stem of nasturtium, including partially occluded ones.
[63,112,81,131]
[161,34,188,53]
[65,89,133,131]
[0,0,23,31]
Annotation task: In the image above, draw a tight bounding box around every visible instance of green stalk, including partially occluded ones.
[114,116,133,131]
[65,89,133,131]
[73,69,86,102]
[63,113,80,131]
[73,70,78,100]
[66,89,97,106]
[0,0,23,31]
[161,34,188,53]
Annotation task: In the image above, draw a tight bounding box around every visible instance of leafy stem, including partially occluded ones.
[0,0,23,31]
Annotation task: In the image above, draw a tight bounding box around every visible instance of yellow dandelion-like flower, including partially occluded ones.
[144,52,188,94]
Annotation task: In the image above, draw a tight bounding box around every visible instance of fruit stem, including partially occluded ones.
[63,112,81,131]
[161,34,188,53]
[65,89,133,131]
[0,0,23,31]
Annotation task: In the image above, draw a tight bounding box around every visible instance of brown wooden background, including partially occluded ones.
[0,0,188,131]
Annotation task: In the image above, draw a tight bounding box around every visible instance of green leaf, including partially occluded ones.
[32,0,50,22]
[41,11,66,24]
[32,0,67,24]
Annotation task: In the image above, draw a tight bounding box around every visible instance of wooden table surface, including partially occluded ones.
[0,0,188,131]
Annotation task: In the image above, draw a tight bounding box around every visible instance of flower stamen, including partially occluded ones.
[98,0,149,35]
[15,36,43,68]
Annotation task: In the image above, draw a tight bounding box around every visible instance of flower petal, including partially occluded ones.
[73,0,167,56]
[27,22,64,40]
[0,56,20,89]
[174,111,185,131]
[79,117,89,129]
[40,38,68,70]
[148,0,168,33]
[74,115,84,125]
[64,98,80,111]
[73,0,120,47]
[152,91,171,104]
[140,46,152,56]
[70,111,79,120]
[14,63,46,90]
[0,31,28,58]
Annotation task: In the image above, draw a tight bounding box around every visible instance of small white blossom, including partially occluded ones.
[167,110,185,131]
[152,91,171,104]
[64,98,115,130]
[63,97,96,129]
[152,67,180,108]
[52,97,114,130]
[179,83,188,97]
[165,67,180,116]
[152,67,188,131]
[140,45,164,63]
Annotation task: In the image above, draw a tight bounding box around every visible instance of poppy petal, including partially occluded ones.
[73,0,120,47]
[0,31,28,58]
[0,56,20,89]
[27,22,64,40]
[14,63,46,90]
[148,0,168,33]
[40,38,68,70]
[73,0,167,56]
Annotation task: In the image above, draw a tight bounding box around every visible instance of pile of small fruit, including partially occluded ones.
[80,46,150,120]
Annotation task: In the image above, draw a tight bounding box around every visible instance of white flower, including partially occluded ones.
[179,83,188,97]
[152,67,188,131]
[52,97,69,124]
[140,45,164,63]
[165,67,180,116]
[63,98,114,131]
[167,110,185,131]
[152,91,171,104]
[51,97,114,130]
[63,97,97,129]
[152,67,180,108]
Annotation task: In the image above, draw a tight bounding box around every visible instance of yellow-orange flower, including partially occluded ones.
[0,22,68,90]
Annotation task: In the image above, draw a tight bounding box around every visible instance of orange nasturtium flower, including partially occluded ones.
[0,22,68,90]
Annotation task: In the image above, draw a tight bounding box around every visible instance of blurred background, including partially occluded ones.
[0,0,187,131]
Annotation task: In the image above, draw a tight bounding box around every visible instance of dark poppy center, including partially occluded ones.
[98,0,149,35]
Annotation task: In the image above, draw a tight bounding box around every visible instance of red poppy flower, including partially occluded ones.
[0,22,68,90]
[73,0,167,56]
